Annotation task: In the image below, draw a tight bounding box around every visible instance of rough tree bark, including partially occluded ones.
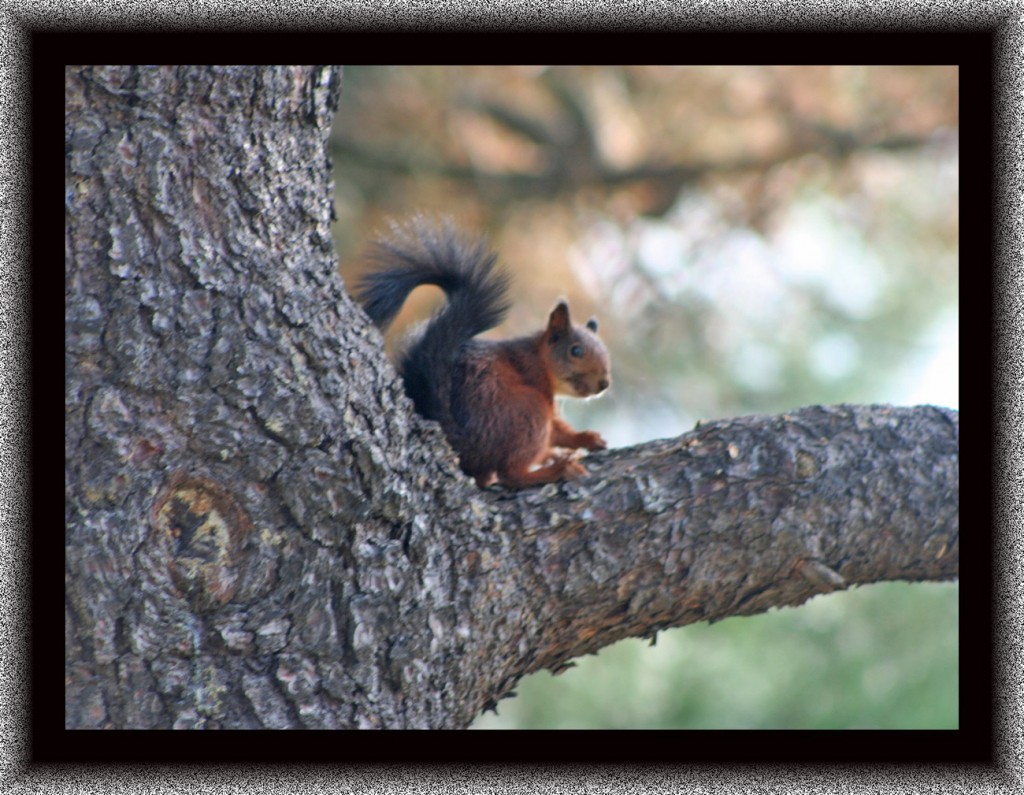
[64,65,959,730]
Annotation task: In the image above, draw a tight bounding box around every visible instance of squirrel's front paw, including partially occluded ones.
[577,431,607,451]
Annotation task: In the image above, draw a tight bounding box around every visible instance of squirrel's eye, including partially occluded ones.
[570,344,583,358]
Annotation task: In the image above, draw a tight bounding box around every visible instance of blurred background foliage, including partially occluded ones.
[330,66,959,729]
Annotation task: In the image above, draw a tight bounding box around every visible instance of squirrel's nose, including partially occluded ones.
[597,379,610,392]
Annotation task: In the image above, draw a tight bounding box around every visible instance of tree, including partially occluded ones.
[64,65,958,730]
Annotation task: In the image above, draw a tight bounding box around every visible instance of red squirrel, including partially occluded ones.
[355,217,611,488]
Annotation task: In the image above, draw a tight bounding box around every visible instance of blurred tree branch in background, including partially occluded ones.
[336,101,938,215]
[331,66,955,221]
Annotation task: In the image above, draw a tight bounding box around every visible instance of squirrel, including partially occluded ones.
[355,216,611,488]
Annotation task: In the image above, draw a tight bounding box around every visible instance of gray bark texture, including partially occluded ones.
[64,65,959,730]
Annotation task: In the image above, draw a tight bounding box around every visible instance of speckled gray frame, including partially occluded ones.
[6,6,1015,793]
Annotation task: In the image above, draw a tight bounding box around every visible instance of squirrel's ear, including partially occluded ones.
[547,301,571,338]
[586,317,598,333]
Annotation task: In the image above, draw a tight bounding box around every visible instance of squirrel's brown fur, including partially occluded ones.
[355,217,610,488]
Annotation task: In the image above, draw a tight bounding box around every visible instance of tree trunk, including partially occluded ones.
[64,65,959,730]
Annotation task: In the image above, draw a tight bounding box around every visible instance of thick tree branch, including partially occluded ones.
[458,404,958,718]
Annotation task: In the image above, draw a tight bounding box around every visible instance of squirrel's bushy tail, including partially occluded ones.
[356,216,510,334]
[355,216,511,422]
